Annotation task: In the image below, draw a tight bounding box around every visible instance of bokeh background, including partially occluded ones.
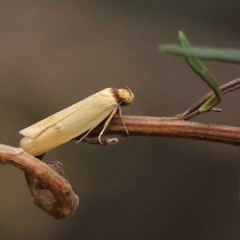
[0,1,240,239]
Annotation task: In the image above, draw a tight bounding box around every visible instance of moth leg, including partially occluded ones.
[76,127,95,144]
[118,106,129,135]
[98,106,118,144]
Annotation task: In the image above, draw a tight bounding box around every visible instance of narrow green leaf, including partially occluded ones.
[177,31,220,108]
[159,45,240,64]
[199,95,219,113]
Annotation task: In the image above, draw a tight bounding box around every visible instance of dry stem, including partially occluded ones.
[90,115,240,146]
[0,144,79,219]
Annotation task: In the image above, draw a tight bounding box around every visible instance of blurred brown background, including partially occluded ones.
[0,1,240,239]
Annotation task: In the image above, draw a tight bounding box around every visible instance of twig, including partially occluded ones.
[177,78,240,120]
[88,115,240,146]
[0,144,79,219]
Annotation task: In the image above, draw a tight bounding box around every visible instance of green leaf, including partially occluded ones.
[177,31,220,107]
[159,45,240,64]
[199,95,219,113]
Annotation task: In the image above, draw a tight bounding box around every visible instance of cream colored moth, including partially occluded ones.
[19,87,134,156]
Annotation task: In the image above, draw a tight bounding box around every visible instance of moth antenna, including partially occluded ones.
[125,85,133,96]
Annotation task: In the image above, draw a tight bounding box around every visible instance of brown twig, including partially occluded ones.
[88,115,240,146]
[0,144,79,219]
[177,78,240,120]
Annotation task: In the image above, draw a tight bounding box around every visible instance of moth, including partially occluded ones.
[19,87,134,156]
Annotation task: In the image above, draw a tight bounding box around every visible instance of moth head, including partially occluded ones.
[118,87,134,106]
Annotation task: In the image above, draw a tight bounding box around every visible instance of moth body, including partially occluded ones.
[20,88,134,156]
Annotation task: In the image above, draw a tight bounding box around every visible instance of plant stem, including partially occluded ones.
[89,115,240,146]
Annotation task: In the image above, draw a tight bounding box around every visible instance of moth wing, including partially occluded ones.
[20,89,114,138]
[20,99,116,156]
[54,101,116,140]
